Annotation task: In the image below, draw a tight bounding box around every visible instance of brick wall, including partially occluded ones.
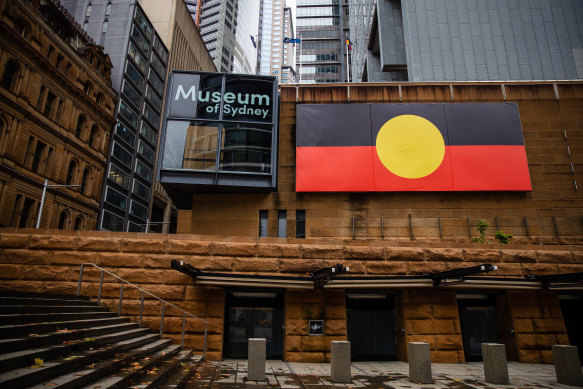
[0,229,581,361]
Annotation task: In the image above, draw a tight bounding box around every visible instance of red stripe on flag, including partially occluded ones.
[372,148,454,191]
[296,146,375,192]
[450,145,532,191]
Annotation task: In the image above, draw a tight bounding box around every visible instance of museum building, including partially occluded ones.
[0,73,582,364]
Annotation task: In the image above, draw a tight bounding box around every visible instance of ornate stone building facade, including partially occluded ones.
[0,0,117,230]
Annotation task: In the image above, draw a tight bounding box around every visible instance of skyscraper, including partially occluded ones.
[196,0,260,74]
[296,0,350,83]
[350,0,583,82]
[257,0,296,83]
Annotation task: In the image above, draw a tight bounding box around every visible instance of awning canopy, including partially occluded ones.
[170,260,581,291]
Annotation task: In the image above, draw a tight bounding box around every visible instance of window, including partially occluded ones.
[128,222,146,232]
[81,168,91,195]
[296,210,306,238]
[1,59,19,91]
[137,140,155,164]
[259,210,268,237]
[66,161,77,185]
[58,210,69,229]
[148,70,164,95]
[43,92,57,118]
[74,216,83,230]
[278,210,287,238]
[134,8,153,40]
[153,36,169,65]
[125,62,144,90]
[119,100,139,128]
[31,141,47,173]
[131,25,149,54]
[19,197,36,228]
[101,210,124,231]
[88,125,98,147]
[132,179,150,200]
[140,121,157,146]
[75,114,86,137]
[36,86,46,110]
[128,42,147,73]
[130,200,148,220]
[102,19,108,33]
[145,86,161,111]
[105,2,111,16]
[108,163,130,189]
[115,121,135,147]
[150,53,166,78]
[122,81,141,109]
[143,104,159,126]
[86,3,92,17]
[135,160,152,181]
[112,142,133,167]
[105,186,127,210]
[55,54,64,70]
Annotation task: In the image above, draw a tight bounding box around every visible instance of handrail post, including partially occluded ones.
[182,313,186,347]
[203,323,208,360]
[97,270,104,304]
[118,281,124,316]
[77,263,84,296]
[160,301,165,336]
[139,290,144,327]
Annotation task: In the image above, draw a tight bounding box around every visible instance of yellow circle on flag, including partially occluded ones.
[375,114,445,179]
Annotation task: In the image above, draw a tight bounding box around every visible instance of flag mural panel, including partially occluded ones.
[296,103,532,192]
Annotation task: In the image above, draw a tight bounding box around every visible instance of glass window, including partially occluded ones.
[132,179,150,200]
[143,104,159,126]
[162,121,218,171]
[153,36,169,65]
[112,141,133,167]
[150,52,166,78]
[102,20,108,33]
[128,42,147,73]
[137,140,155,164]
[278,210,287,238]
[296,210,306,238]
[145,86,161,111]
[135,160,152,181]
[131,24,149,54]
[148,69,164,95]
[259,210,268,237]
[130,200,148,220]
[128,222,146,232]
[119,100,139,128]
[115,121,135,147]
[101,210,124,231]
[224,75,273,122]
[134,8,152,40]
[122,80,141,108]
[105,186,127,210]
[219,123,271,174]
[105,2,111,16]
[140,121,157,145]
[125,61,144,90]
[108,163,129,189]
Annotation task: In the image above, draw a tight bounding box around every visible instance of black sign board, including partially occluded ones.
[309,320,324,336]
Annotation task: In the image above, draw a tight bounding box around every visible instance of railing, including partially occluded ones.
[77,263,208,359]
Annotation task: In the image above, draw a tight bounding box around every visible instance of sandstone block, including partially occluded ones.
[325,320,347,336]
[212,242,256,257]
[29,235,78,250]
[532,318,566,333]
[286,336,302,352]
[257,243,300,258]
[499,250,536,263]
[435,335,463,350]
[279,259,324,273]
[77,237,121,252]
[515,334,537,349]
[1,249,51,265]
[430,350,462,363]
[424,248,464,262]
[187,256,233,271]
[432,305,459,319]
[407,319,455,335]
[285,320,307,336]
[300,245,344,259]
[406,335,435,349]
[0,234,31,248]
[325,304,346,320]
[366,261,408,275]
[343,246,384,260]
[386,247,425,261]
[167,240,212,255]
[97,252,143,268]
[403,304,433,320]
[120,238,167,254]
[233,258,279,272]
[518,349,542,363]
[536,250,572,263]
[462,248,500,262]
[512,318,534,333]
[407,261,447,275]
[286,304,302,319]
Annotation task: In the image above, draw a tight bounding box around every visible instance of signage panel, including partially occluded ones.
[296,103,531,192]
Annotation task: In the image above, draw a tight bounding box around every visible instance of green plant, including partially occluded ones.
[495,230,513,244]
[471,219,489,243]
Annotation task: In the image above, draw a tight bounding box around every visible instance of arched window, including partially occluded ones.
[58,210,69,229]
[88,124,98,147]
[66,160,77,185]
[95,92,103,105]
[13,20,28,39]
[83,81,93,95]
[1,59,19,91]
[74,216,84,230]
[75,114,86,137]
[81,168,91,195]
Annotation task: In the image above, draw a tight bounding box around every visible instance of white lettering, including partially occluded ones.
[251,94,269,106]
[175,85,196,101]
[224,92,236,103]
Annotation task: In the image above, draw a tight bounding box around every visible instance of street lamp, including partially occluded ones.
[35,179,82,229]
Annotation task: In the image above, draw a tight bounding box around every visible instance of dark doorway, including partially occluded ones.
[458,294,498,361]
[223,290,284,359]
[346,293,397,361]
[559,295,583,363]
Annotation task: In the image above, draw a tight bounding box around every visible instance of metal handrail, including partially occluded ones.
[77,263,208,359]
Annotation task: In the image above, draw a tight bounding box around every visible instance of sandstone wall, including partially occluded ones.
[0,229,581,362]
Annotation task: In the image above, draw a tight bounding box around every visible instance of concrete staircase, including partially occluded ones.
[0,291,202,388]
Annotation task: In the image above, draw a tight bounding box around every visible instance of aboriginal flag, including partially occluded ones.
[296,103,531,192]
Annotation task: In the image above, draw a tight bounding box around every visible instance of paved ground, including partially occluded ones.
[183,360,583,389]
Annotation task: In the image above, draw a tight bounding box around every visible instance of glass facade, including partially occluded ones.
[296,0,349,83]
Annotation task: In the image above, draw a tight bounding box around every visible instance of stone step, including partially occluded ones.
[0,296,98,307]
[0,327,152,373]
[127,348,193,389]
[0,333,161,388]
[0,321,139,353]
[0,304,111,314]
[0,291,90,301]
[0,311,117,325]
[0,316,130,338]
[81,344,182,389]
[156,353,203,389]
[27,338,173,389]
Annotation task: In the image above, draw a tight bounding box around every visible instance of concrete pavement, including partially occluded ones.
[182,360,583,388]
